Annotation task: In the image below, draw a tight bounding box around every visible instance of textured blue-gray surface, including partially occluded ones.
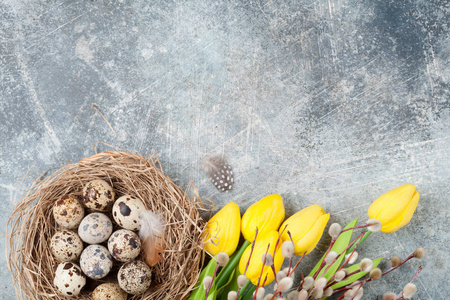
[0,0,449,299]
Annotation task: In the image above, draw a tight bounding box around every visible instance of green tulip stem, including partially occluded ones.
[215,240,251,290]
[237,281,250,300]
[240,284,256,300]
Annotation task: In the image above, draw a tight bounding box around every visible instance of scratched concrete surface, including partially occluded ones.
[0,0,449,299]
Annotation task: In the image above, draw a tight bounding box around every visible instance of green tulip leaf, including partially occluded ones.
[237,281,250,300]
[308,218,359,279]
[240,284,257,300]
[207,287,218,300]
[218,268,238,300]
[331,257,383,290]
[189,259,218,300]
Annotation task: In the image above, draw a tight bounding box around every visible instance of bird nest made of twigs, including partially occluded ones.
[6,151,208,300]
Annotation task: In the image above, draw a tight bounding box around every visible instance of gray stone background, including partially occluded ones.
[0,0,448,299]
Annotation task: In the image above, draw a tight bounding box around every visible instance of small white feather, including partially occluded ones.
[139,210,165,266]
[139,210,164,240]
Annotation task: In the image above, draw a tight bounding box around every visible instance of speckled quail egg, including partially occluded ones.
[118,260,152,294]
[53,195,84,229]
[54,262,86,297]
[112,195,146,231]
[92,283,128,300]
[78,212,113,244]
[80,245,113,279]
[50,230,83,262]
[108,229,141,262]
[82,179,115,212]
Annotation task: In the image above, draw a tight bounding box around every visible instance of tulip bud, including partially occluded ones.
[241,194,285,242]
[368,184,420,233]
[280,204,330,255]
[202,202,241,256]
[238,231,284,286]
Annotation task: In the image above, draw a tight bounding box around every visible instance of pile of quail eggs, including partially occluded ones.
[51,179,152,298]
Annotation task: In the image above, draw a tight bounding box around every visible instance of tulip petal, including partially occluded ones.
[280,205,329,255]
[238,231,283,286]
[287,213,330,255]
[280,205,325,242]
[368,184,420,233]
[368,184,416,224]
[202,202,241,256]
[241,194,285,242]
[382,190,420,233]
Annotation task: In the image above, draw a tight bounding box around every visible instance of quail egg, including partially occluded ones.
[54,262,86,297]
[118,260,152,294]
[53,195,84,229]
[78,212,113,244]
[92,282,127,300]
[80,245,113,279]
[50,230,83,262]
[112,195,146,231]
[83,179,115,212]
[108,229,141,262]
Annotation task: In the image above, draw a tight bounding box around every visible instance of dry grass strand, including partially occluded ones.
[6,151,207,300]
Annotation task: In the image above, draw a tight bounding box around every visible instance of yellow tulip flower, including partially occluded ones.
[241,194,285,242]
[238,231,284,286]
[368,184,420,233]
[202,202,241,256]
[280,204,330,255]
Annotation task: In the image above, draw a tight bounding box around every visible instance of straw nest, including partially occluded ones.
[6,151,208,300]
